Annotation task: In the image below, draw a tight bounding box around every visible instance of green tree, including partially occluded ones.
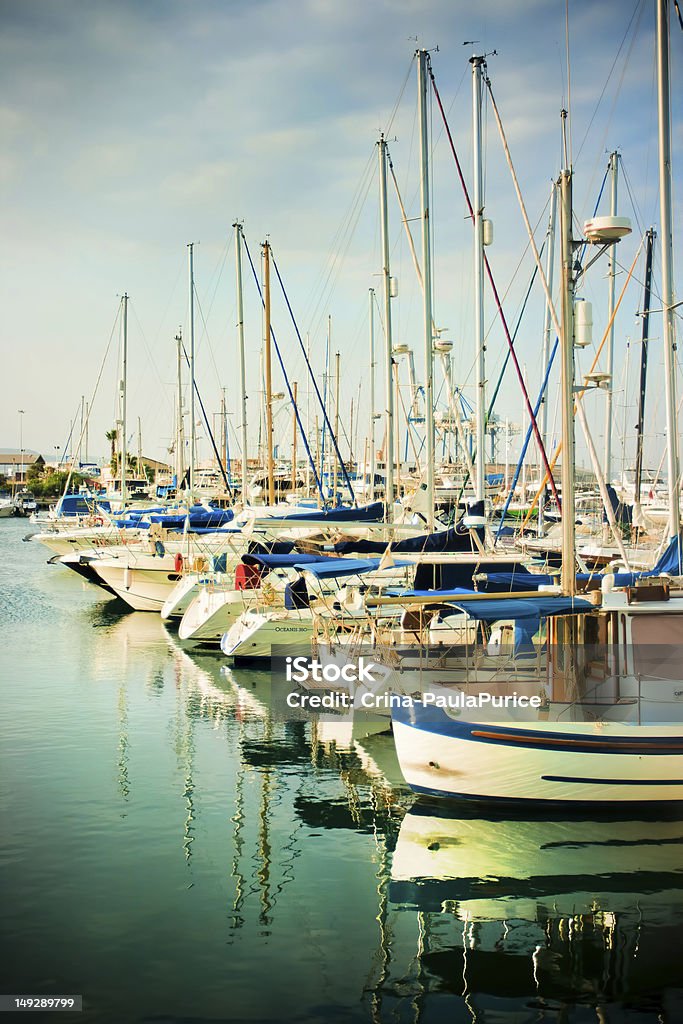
[105,428,118,475]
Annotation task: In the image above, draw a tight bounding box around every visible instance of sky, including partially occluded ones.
[1,0,681,480]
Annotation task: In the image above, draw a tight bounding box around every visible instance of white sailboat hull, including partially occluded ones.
[178,587,249,645]
[93,555,183,612]
[221,610,313,660]
[392,706,683,804]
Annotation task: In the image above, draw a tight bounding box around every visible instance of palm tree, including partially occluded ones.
[105,428,118,475]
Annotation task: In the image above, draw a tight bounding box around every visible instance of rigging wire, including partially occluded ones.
[270,246,357,504]
[429,57,561,509]
[61,301,122,497]
[241,235,327,504]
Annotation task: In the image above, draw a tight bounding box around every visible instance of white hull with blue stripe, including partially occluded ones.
[392,702,683,805]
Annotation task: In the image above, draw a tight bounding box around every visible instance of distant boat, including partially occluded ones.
[0,492,15,518]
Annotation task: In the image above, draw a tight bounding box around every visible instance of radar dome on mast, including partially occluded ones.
[583,215,632,243]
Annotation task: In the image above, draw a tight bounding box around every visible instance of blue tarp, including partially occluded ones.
[481,533,683,592]
[380,589,591,619]
[448,595,594,622]
[268,501,385,523]
[242,553,333,570]
[55,495,111,516]
[147,506,234,529]
[604,484,633,527]
[334,525,479,555]
[295,557,410,579]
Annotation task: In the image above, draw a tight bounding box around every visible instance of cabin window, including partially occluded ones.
[631,614,683,679]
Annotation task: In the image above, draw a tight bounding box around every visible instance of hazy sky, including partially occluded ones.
[1,0,681,476]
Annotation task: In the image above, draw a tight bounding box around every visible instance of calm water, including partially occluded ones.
[1,517,683,1023]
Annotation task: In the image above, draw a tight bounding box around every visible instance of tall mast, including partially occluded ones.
[378,133,395,517]
[471,53,487,505]
[333,350,340,502]
[369,288,376,503]
[656,0,680,539]
[559,169,577,595]
[603,151,619,484]
[220,391,228,472]
[418,49,435,531]
[188,244,196,499]
[120,292,128,506]
[305,333,312,497]
[291,381,298,494]
[634,229,656,514]
[79,396,84,466]
[233,223,249,504]
[262,240,275,506]
[539,181,557,536]
[175,329,185,491]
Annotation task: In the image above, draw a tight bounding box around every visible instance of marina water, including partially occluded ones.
[2,517,683,1023]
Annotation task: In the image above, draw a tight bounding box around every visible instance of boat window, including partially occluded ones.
[631,614,683,679]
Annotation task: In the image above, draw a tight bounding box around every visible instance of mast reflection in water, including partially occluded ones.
[385,804,683,1021]
[2,520,683,1023]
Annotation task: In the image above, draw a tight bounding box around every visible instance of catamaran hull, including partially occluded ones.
[392,704,683,805]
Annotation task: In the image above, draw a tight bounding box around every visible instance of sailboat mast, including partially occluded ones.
[120,292,128,507]
[378,134,395,518]
[471,54,487,505]
[234,223,249,504]
[656,0,680,539]
[559,169,577,595]
[539,181,557,536]
[291,381,298,493]
[603,151,619,485]
[369,288,376,503]
[188,243,196,499]
[175,330,185,491]
[634,229,655,511]
[333,351,340,502]
[418,50,435,531]
[262,241,275,506]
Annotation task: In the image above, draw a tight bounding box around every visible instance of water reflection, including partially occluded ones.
[16,524,682,1022]
[385,805,683,1021]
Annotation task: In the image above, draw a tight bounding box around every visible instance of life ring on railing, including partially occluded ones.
[94,516,104,527]
[174,553,184,573]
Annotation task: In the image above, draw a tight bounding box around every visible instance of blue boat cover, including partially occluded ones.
[295,557,410,579]
[147,505,234,529]
[604,484,633,527]
[268,501,385,523]
[242,553,332,570]
[334,523,481,555]
[56,494,111,516]
[481,533,683,592]
[448,595,593,622]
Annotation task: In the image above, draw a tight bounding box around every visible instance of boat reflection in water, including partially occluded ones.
[387,805,683,1020]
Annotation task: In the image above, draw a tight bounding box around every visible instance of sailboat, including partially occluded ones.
[390,0,683,806]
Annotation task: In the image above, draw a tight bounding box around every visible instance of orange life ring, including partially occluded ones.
[174,553,184,573]
[94,516,104,526]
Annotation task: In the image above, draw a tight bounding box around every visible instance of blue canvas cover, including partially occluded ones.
[296,557,410,579]
[270,501,385,523]
[242,553,332,571]
[55,494,110,517]
[481,533,683,592]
